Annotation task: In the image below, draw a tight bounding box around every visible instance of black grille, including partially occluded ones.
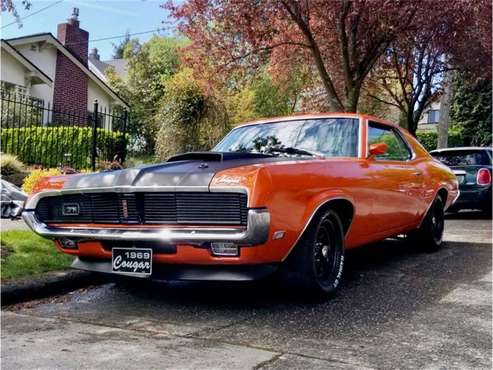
[36,192,248,226]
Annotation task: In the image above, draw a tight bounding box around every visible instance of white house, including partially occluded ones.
[0,8,128,118]
[417,98,441,132]
[0,39,53,101]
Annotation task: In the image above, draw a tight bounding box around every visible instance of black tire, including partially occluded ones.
[280,209,345,299]
[408,196,445,252]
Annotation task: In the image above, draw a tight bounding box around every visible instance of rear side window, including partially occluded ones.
[431,150,491,166]
[368,122,411,161]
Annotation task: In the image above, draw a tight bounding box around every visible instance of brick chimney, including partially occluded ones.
[89,48,100,61]
[53,8,89,117]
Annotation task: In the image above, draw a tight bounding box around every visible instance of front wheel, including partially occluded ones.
[408,196,445,252]
[280,209,345,299]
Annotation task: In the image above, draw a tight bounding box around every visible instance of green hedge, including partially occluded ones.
[416,129,465,152]
[1,126,125,169]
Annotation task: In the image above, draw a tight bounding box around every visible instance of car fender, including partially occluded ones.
[280,190,355,261]
[418,184,455,228]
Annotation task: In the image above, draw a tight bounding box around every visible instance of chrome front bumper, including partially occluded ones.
[22,208,270,245]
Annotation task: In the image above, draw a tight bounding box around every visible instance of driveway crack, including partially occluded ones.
[253,352,284,370]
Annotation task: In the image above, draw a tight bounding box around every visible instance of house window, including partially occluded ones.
[427,110,440,124]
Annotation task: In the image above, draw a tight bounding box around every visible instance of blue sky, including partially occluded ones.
[1,0,179,60]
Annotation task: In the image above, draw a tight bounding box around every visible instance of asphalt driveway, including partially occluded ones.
[2,212,491,369]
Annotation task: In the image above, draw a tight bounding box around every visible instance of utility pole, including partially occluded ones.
[438,67,454,149]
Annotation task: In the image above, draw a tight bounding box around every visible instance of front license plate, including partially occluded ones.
[112,248,152,276]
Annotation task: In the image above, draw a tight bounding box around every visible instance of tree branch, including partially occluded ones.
[281,0,344,111]
[367,92,403,109]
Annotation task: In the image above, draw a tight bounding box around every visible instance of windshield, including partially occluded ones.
[431,150,492,166]
[214,118,360,158]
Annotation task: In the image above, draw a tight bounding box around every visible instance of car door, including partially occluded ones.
[366,121,424,234]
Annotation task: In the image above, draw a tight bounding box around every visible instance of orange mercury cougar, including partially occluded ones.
[23,113,459,297]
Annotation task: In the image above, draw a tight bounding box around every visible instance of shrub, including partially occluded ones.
[0,154,24,177]
[155,69,230,160]
[21,168,62,194]
[124,154,156,168]
[416,128,465,152]
[0,126,126,169]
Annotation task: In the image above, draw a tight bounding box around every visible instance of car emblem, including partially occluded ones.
[62,203,80,216]
[121,199,129,218]
[214,175,242,185]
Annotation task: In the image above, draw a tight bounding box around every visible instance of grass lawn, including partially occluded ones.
[1,230,73,280]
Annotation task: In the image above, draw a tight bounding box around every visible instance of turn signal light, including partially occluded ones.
[211,242,239,256]
[476,168,491,186]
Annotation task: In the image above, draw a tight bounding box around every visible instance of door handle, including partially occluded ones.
[412,171,423,176]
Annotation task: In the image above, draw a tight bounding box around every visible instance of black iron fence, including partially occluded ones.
[0,90,128,170]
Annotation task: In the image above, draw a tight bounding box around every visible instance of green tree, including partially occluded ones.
[251,74,291,118]
[225,71,304,126]
[106,36,186,153]
[111,31,131,59]
[450,73,492,146]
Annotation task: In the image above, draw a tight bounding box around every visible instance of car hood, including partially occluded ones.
[63,152,288,190]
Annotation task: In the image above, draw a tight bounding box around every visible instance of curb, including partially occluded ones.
[1,269,104,306]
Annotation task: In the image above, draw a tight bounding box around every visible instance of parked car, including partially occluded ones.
[430,147,492,215]
[23,114,459,297]
[1,180,27,219]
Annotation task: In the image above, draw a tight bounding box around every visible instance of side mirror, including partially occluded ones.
[368,143,388,158]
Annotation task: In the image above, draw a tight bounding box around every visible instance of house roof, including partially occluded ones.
[6,33,128,108]
[1,39,52,86]
[88,57,109,74]
[103,59,128,78]
[89,57,128,80]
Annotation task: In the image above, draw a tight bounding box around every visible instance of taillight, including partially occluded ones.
[476,168,491,185]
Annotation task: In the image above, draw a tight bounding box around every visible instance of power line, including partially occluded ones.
[1,0,64,29]
[87,28,165,44]
[35,28,165,48]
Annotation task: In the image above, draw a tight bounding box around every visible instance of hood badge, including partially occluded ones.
[198,163,209,169]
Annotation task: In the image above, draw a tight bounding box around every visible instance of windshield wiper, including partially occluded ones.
[267,147,324,158]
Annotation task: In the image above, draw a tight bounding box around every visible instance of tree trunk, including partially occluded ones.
[438,69,454,148]
[345,83,361,112]
[405,103,417,136]
[398,110,409,131]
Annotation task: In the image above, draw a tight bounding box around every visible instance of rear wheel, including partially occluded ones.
[408,196,445,252]
[281,209,345,299]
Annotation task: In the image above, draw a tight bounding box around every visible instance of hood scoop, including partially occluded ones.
[62,152,281,190]
[168,152,223,162]
[167,151,273,163]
